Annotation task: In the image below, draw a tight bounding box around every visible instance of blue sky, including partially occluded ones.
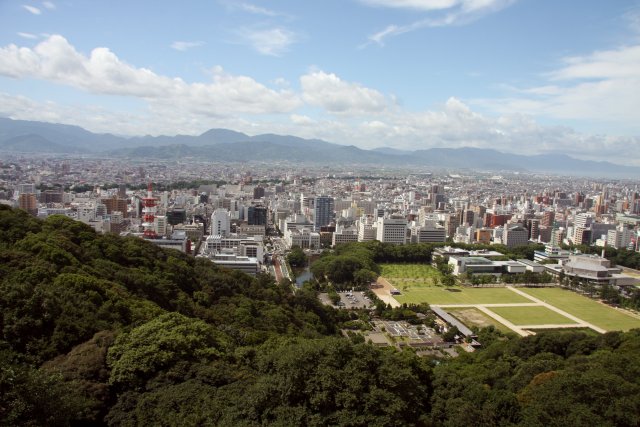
[0,0,639,164]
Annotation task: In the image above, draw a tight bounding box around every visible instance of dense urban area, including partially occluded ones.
[3,153,640,425]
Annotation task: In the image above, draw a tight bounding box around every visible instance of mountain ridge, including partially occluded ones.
[0,117,636,177]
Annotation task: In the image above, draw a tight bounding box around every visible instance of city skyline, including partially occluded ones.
[1,0,639,164]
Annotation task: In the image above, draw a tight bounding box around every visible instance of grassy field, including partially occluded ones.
[447,307,512,333]
[394,287,530,305]
[381,263,530,305]
[381,264,640,332]
[489,306,577,325]
[380,264,442,280]
[518,288,640,331]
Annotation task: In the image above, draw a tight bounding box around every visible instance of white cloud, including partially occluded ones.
[239,2,279,17]
[363,0,516,46]
[170,41,204,51]
[17,32,38,39]
[0,35,638,165]
[301,70,391,114]
[42,1,55,10]
[290,114,315,125]
[360,0,461,11]
[475,44,640,132]
[23,4,41,14]
[238,27,297,56]
[0,35,301,115]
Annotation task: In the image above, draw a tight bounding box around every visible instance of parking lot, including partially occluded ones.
[318,291,374,309]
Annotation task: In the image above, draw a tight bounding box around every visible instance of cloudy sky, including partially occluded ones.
[1,0,639,164]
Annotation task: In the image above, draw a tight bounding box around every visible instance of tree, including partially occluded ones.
[441,275,456,287]
[353,268,378,286]
[107,312,229,389]
[286,246,307,268]
[442,325,460,342]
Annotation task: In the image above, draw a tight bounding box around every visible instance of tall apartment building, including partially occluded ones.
[541,211,555,227]
[573,213,593,245]
[550,228,566,247]
[102,196,129,218]
[529,219,540,240]
[18,193,38,216]
[376,217,407,245]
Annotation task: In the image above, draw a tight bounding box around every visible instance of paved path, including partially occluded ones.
[506,286,607,333]
[437,303,540,308]
[372,278,402,308]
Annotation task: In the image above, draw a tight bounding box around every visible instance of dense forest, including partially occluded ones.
[1,205,640,426]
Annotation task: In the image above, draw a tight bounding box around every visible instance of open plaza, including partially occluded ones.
[376,263,640,336]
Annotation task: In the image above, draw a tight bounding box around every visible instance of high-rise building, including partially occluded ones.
[573,213,593,245]
[314,196,334,231]
[247,205,268,226]
[253,186,265,199]
[541,211,555,227]
[18,193,38,216]
[551,228,566,247]
[40,189,64,204]
[102,196,129,218]
[502,225,529,248]
[607,226,633,249]
[357,216,376,242]
[529,219,540,240]
[211,208,230,237]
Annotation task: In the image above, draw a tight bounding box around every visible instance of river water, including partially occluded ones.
[295,268,313,287]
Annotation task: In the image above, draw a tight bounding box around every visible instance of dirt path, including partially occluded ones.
[373,278,401,308]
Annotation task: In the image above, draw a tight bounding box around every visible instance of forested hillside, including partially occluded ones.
[1,205,640,426]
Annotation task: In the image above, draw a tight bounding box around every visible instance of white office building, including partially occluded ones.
[211,208,231,237]
[376,216,407,245]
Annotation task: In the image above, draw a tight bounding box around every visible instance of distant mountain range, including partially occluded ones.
[0,117,637,177]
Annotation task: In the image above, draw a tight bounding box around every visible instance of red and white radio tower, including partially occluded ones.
[142,181,158,238]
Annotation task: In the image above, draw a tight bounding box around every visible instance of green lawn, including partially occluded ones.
[394,287,531,305]
[489,306,577,325]
[518,288,640,331]
[380,264,442,281]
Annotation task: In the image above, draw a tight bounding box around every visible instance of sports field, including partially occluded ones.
[517,288,640,331]
[489,306,577,326]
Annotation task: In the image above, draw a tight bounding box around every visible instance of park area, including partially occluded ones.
[378,263,640,334]
[517,287,640,331]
